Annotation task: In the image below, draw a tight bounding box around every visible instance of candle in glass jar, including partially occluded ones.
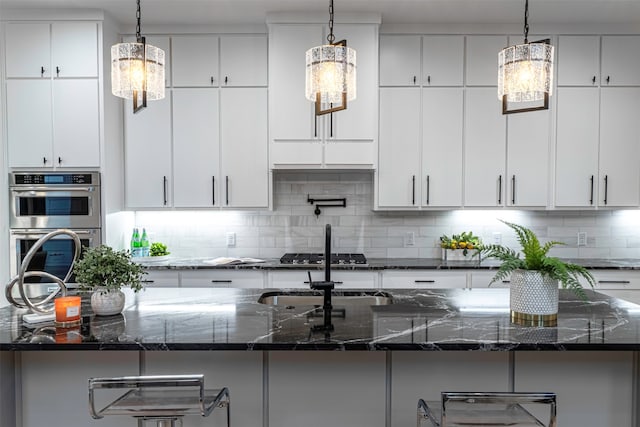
[54,296,81,327]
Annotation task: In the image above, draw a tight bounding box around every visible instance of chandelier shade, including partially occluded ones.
[110,0,165,113]
[497,0,554,114]
[305,0,356,116]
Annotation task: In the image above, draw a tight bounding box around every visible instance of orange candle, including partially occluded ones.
[54,296,81,327]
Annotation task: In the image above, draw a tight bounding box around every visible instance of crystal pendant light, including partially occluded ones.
[305,0,356,116]
[497,0,554,114]
[111,0,165,113]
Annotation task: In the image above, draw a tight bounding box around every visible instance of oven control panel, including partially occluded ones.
[12,173,99,186]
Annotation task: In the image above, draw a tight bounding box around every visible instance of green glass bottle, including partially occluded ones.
[140,228,150,257]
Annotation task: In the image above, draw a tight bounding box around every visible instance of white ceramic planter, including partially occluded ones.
[90,288,125,316]
[510,270,558,326]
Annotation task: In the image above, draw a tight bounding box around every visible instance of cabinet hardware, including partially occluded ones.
[56,66,60,77]
[502,280,511,283]
[415,280,435,283]
[224,76,228,85]
[426,175,430,205]
[212,176,216,205]
[141,280,155,284]
[412,175,416,205]
[40,66,45,77]
[163,176,168,206]
[330,112,333,138]
[589,175,594,205]
[304,281,343,285]
[413,76,416,85]
[598,280,631,284]
[511,175,516,205]
[211,280,233,283]
[42,157,47,165]
[606,76,610,84]
[592,76,596,84]
[225,176,229,206]
[604,175,608,205]
[58,157,62,165]
[314,115,317,138]
[427,75,431,84]
[210,76,215,85]
[498,175,502,204]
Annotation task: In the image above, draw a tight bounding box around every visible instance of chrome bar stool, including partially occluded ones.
[418,392,556,427]
[89,374,230,427]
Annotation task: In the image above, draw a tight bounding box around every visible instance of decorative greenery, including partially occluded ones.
[479,220,595,299]
[150,242,170,257]
[440,231,481,256]
[73,245,146,293]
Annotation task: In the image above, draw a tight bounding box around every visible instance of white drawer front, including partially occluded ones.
[381,271,467,289]
[180,270,265,288]
[142,270,180,287]
[268,271,378,289]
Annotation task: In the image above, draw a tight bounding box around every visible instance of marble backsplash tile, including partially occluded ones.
[132,172,640,259]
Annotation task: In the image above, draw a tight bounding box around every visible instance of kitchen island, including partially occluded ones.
[1,287,638,427]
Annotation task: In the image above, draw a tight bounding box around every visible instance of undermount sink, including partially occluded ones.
[257,290,394,307]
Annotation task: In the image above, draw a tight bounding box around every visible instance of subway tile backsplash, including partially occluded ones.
[133,172,640,259]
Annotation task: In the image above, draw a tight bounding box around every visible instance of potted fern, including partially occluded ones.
[480,220,595,326]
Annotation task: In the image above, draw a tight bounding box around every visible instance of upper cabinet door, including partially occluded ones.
[379,35,421,86]
[51,22,98,78]
[601,36,640,86]
[422,35,464,86]
[5,23,51,78]
[465,35,508,86]
[220,35,267,86]
[172,35,219,87]
[557,36,599,86]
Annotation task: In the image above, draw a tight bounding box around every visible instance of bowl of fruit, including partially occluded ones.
[439,231,481,261]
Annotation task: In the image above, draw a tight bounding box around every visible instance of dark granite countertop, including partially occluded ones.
[3,287,640,351]
[140,257,640,271]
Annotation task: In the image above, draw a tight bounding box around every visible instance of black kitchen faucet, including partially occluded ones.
[308,224,335,331]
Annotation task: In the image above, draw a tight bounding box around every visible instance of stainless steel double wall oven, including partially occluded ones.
[9,172,102,287]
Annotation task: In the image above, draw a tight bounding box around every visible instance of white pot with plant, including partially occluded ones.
[480,221,595,326]
[73,245,146,316]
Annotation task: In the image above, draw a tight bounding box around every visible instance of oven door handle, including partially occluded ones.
[11,229,97,237]
[11,187,96,193]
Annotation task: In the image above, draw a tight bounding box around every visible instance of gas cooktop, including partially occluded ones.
[279,253,367,265]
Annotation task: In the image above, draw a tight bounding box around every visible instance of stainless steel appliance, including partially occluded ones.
[10,172,101,229]
[279,253,367,265]
[8,172,102,293]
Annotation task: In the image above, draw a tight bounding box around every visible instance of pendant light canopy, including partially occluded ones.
[305,0,356,116]
[111,0,165,113]
[497,0,554,114]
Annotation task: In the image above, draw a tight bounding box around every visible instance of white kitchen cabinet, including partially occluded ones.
[422,35,464,86]
[591,270,640,303]
[180,270,265,288]
[464,88,507,207]
[172,88,220,208]
[268,270,378,289]
[506,108,551,207]
[379,35,421,86]
[172,35,219,87]
[220,88,269,208]
[598,88,640,207]
[381,271,467,289]
[220,35,268,87]
[6,79,100,168]
[468,270,510,288]
[557,36,599,86]
[555,87,600,207]
[601,36,640,86]
[125,93,173,208]
[141,270,181,287]
[5,22,98,78]
[422,88,463,207]
[377,88,421,208]
[465,35,508,86]
[269,23,378,169]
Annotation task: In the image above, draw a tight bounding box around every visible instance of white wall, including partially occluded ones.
[132,171,640,260]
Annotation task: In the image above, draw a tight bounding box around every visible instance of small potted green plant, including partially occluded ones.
[479,220,595,326]
[73,245,146,316]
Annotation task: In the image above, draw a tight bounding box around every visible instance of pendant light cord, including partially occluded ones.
[523,0,529,43]
[327,0,335,44]
[135,0,142,42]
